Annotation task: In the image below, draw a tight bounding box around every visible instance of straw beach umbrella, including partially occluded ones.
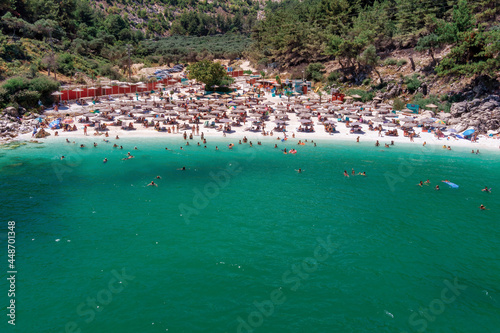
[73,88,83,101]
[88,87,97,98]
[51,91,63,104]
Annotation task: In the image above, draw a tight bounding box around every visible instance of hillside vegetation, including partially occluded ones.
[0,0,259,81]
[250,0,499,78]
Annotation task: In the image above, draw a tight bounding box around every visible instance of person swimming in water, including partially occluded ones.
[103,158,107,163]
[344,170,349,177]
[480,204,487,210]
[296,168,303,173]
[425,179,430,184]
[122,152,134,160]
[177,166,186,171]
[156,176,161,179]
[147,181,158,187]
[482,186,491,193]
[417,181,424,187]
[435,185,440,190]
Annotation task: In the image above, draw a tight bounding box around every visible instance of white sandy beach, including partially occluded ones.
[17,78,500,152]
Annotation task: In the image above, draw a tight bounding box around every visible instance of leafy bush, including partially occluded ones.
[362,78,371,86]
[393,98,405,110]
[12,90,40,108]
[412,93,451,113]
[306,62,325,82]
[383,58,397,66]
[1,43,27,62]
[29,76,60,105]
[404,74,422,93]
[345,89,374,102]
[0,75,59,108]
[397,59,408,67]
[327,71,340,83]
[57,53,75,77]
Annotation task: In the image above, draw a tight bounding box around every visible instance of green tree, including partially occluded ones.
[415,33,440,64]
[358,44,382,83]
[187,60,228,89]
[306,62,325,82]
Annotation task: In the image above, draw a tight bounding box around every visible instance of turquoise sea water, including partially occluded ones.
[0,138,499,333]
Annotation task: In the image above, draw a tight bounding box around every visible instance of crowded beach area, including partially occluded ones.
[18,74,500,151]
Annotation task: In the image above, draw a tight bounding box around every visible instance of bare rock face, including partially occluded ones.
[450,101,468,116]
[449,95,500,132]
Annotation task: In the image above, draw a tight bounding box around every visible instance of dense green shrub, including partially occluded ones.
[306,62,325,82]
[345,89,374,102]
[383,58,397,66]
[396,59,408,67]
[393,98,405,110]
[0,75,59,108]
[327,71,340,83]
[405,74,422,93]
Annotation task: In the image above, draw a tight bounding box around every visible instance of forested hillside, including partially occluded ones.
[250,0,499,78]
[0,0,259,81]
[0,0,498,111]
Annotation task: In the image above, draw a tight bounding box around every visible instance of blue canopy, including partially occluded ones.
[463,129,475,136]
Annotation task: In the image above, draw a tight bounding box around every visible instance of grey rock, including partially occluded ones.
[3,107,19,117]
[454,123,467,132]
[439,113,452,121]
[421,110,435,118]
[450,101,468,116]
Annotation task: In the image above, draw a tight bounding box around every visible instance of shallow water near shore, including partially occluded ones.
[1,138,499,333]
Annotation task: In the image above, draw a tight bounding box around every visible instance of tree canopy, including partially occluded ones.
[187,60,228,89]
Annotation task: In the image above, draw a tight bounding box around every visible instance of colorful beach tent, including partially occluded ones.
[49,118,61,129]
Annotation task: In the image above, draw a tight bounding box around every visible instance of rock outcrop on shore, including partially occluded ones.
[0,107,40,142]
[446,95,500,133]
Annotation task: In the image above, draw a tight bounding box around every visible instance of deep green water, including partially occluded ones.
[0,138,499,333]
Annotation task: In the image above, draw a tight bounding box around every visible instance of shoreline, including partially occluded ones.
[14,123,500,153]
[10,130,500,154]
